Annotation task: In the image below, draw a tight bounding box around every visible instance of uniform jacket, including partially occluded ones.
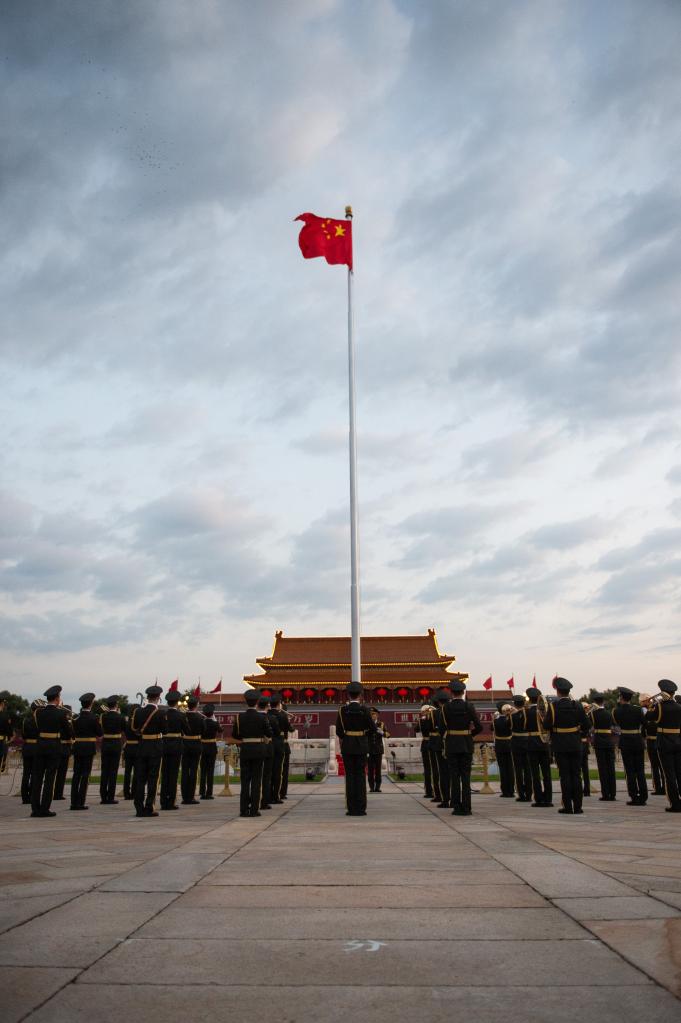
[510,707,529,750]
[21,713,39,756]
[72,708,102,755]
[100,710,125,748]
[438,698,482,755]
[232,708,272,761]
[335,702,376,756]
[653,697,681,754]
[368,719,390,755]
[202,716,221,742]
[0,710,13,743]
[544,698,589,753]
[34,704,73,751]
[277,710,293,746]
[612,703,645,752]
[589,706,615,748]
[163,707,188,753]
[123,714,140,752]
[131,704,167,756]
[493,712,512,745]
[525,704,549,752]
[184,711,205,748]
[267,709,285,750]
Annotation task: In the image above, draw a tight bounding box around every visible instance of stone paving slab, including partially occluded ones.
[98,852,226,892]
[179,882,549,908]
[137,905,581,940]
[23,984,681,1023]
[1,965,79,1023]
[0,892,78,934]
[553,896,681,921]
[0,892,176,967]
[585,919,681,998]
[494,852,633,897]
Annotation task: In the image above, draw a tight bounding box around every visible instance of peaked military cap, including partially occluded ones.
[449,680,466,694]
[187,696,199,709]
[44,685,62,700]
[257,694,271,708]
[553,677,572,693]
[618,686,634,698]
[105,695,119,708]
[525,687,540,699]
[145,685,163,698]
[658,679,678,695]
[244,689,259,705]
[166,691,182,705]
[496,700,506,712]
[203,702,215,713]
[434,689,449,703]
[269,693,282,706]
[346,681,362,696]
[512,694,526,706]
[79,692,95,705]
[591,692,605,701]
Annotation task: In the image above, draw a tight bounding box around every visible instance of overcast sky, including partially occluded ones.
[2,0,681,704]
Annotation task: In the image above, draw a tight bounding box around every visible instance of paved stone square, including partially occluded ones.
[1,778,681,1022]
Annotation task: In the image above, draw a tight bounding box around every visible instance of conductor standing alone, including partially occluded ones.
[335,681,376,816]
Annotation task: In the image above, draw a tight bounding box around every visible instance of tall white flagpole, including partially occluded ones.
[345,205,361,685]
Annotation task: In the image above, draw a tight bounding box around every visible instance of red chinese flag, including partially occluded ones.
[506,676,515,690]
[193,684,201,697]
[482,676,493,691]
[209,680,222,694]
[532,675,537,689]
[296,213,353,269]
[168,679,179,692]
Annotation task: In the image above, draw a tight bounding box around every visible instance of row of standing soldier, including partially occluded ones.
[230,689,292,817]
[18,684,224,818]
[418,676,681,815]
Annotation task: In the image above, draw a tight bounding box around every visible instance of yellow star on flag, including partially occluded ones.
[334,224,346,237]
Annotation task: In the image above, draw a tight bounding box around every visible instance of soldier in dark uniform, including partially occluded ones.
[0,697,13,772]
[367,708,389,793]
[438,680,482,815]
[31,685,73,818]
[651,679,681,813]
[257,694,274,809]
[267,695,286,805]
[199,703,221,800]
[431,690,451,808]
[543,677,590,814]
[415,704,435,798]
[510,694,532,802]
[161,690,187,810]
[232,689,272,817]
[642,697,666,796]
[20,702,40,804]
[589,693,617,801]
[580,704,591,797]
[52,705,73,800]
[70,692,102,810]
[99,696,125,804]
[525,689,552,807]
[612,687,647,806]
[335,681,376,816]
[181,695,204,805]
[493,702,515,798]
[278,701,293,799]
[131,685,166,818]
[122,710,139,800]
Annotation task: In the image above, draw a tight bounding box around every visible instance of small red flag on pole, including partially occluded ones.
[209,679,222,694]
[168,679,179,692]
[506,676,515,690]
[482,676,493,691]
[531,675,537,688]
[296,213,353,269]
[193,683,201,698]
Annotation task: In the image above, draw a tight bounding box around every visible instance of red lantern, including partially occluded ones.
[303,688,316,702]
[396,687,410,701]
[375,686,388,700]
[281,688,295,700]
[323,687,337,701]
[261,688,272,697]
[417,686,431,698]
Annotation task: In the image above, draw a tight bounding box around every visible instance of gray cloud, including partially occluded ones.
[527,518,612,551]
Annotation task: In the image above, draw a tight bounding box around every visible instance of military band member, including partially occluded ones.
[199,702,221,800]
[31,685,73,818]
[493,702,515,798]
[589,693,617,801]
[232,689,272,817]
[181,695,204,805]
[431,690,451,807]
[52,704,73,800]
[367,708,390,793]
[278,701,293,799]
[70,692,102,810]
[336,681,376,816]
[20,702,40,804]
[510,694,532,802]
[439,680,482,815]
[99,696,124,804]
[543,677,589,814]
[612,687,647,806]
[258,694,274,809]
[0,697,12,772]
[122,710,139,799]
[266,696,286,805]
[132,685,166,818]
[642,697,666,796]
[651,679,681,813]
[580,726,591,797]
[526,688,552,807]
[415,703,435,798]
[161,690,187,810]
